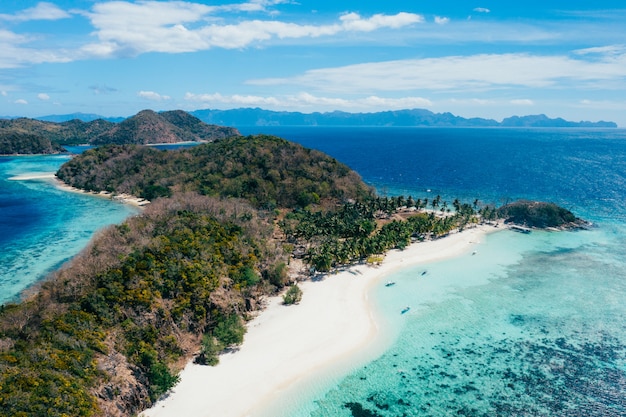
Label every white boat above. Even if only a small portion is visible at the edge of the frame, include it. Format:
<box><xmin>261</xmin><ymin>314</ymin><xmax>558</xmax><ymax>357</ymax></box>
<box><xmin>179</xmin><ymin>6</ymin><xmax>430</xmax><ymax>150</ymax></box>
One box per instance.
<box><xmin>401</xmin><ymin>306</ymin><xmax>411</xmax><ymax>314</ymax></box>
<box><xmin>385</xmin><ymin>281</ymin><xmax>396</xmax><ymax>287</ymax></box>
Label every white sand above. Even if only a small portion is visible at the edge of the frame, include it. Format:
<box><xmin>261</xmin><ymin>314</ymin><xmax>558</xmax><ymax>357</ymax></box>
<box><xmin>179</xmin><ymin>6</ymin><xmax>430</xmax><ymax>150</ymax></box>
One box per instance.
<box><xmin>141</xmin><ymin>223</ymin><xmax>501</xmax><ymax>417</ymax></box>
<box><xmin>9</xmin><ymin>173</ymin><xmax>149</xmax><ymax>207</ymax></box>
<box><xmin>8</xmin><ymin>172</ymin><xmax>57</xmax><ymax>180</ymax></box>
<box><xmin>52</xmin><ymin>178</ymin><xmax>150</xmax><ymax>207</ymax></box>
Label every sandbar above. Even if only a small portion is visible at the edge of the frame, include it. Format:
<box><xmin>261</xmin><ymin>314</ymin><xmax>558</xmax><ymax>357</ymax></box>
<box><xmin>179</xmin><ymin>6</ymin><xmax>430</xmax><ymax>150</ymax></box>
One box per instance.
<box><xmin>141</xmin><ymin>223</ymin><xmax>502</xmax><ymax>417</ymax></box>
<box><xmin>9</xmin><ymin>172</ymin><xmax>148</xmax><ymax>207</ymax></box>
<box><xmin>52</xmin><ymin>178</ymin><xmax>150</xmax><ymax>207</ymax></box>
<box><xmin>8</xmin><ymin>172</ymin><xmax>57</xmax><ymax>180</ymax></box>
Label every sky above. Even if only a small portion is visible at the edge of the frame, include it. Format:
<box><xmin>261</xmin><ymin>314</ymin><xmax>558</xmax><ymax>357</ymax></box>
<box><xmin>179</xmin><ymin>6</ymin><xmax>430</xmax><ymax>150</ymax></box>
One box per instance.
<box><xmin>1</xmin><ymin>1</ymin><xmax>626</xmax><ymax>126</ymax></box>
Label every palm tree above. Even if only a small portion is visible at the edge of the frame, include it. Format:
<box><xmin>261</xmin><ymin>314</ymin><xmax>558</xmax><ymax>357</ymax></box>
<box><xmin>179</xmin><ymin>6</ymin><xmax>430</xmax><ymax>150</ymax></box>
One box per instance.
<box><xmin>453</xmin><ymin>198</ymin><xmax>461</xmax><ymax>213</ymax></box>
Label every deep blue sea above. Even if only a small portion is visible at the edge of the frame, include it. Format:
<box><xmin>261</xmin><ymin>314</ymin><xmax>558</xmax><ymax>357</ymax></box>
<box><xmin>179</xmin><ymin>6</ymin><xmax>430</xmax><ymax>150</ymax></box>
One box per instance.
<box><xmin>237</xmin><ymin>127</ymin><xmax>626</xmax><ymax>417</ymax></box>
<box><xmin>2</xmin><ymin>128</ymin><xmax>626</xmax><ymax>416</ymax></box>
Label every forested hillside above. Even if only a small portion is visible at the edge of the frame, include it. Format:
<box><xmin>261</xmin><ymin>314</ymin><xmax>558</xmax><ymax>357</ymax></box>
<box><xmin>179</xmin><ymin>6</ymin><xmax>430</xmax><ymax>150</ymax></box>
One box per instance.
<box><xmin>56</xmin><ymin>134</ymin><xmax>373</xmax><ymax>207</ymax></box>
<box><xmin>90</xmin><ymin>110</ymin><xmax>238</xmax><ymax>145</ymax></box>
<box><xmin>0</xmin><ymin>131</ymin><xmax>66</xmax><ymax>155</ymax></box>
<box><xmin>0</xmin><ymin>194</ymin><xmax>289</xmax><ymax>416</ymax></box>
<box><xmin>0</xmin><ymin>109</ymin><xmax>239</xmax><ymax>150</ymax></box>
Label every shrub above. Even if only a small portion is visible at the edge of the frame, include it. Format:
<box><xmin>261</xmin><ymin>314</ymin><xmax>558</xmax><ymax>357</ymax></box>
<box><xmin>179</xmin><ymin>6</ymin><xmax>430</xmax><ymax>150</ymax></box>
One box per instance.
<box><xmin>282</xmin><ymin>284</ymin><xmax>302</xmax><ymax>305</ymax></box>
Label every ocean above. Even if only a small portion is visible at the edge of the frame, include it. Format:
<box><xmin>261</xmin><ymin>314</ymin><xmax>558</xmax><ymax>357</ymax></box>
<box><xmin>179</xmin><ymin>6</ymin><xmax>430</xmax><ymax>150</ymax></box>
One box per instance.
<box><xmin>2</xmin><ymin>128</ymin><xmax>626</xmax><ymax>415</ymax></box>
<box><xmin>237</xmin><ymin>127</ymin><xmax>626</xmax><ymax>417</ymax></box>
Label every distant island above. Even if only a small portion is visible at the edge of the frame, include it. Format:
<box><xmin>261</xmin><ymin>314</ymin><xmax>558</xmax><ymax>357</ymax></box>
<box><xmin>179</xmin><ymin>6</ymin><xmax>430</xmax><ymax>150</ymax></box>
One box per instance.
<box><xmin>0</xmin><ymin>109</ymin><xmax>239</xmax><ymax>154</ymax></box>
<box><xmin>0</xmin><ymin>131</ymin><xmax>67</xmax><ymax>155</ymax></box>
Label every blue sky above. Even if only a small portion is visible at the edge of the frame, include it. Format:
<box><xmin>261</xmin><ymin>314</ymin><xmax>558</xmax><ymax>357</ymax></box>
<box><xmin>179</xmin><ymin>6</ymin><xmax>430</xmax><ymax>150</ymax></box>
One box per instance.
<box><xmin>1</xmin><ymin>1</ymin><xmax>625</xmax><ymax>125</ymax></box>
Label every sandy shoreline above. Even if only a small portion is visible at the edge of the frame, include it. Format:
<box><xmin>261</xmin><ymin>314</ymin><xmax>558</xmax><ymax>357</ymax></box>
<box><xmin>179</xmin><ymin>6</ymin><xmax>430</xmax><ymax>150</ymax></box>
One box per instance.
<box><xmin>9</xmin><ymin>172</ymin><xmax>150</xmax><ymax>207</ymax></box>
<box><xmin>141</xmin><ymin>223</ymin><xmax>502</xmax><ymax>417</ymax></box>
<box><xmin>53</xmin><ymin>179</ymin><xmax>150</xmax><ymax>207</ymax></box>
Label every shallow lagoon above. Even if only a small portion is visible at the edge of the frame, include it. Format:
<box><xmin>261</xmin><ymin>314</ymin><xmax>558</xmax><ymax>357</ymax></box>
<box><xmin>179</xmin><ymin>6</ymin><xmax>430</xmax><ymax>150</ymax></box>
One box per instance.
<box><xmin>0</xmin><ymin>154</ymin><xmax>138</xmax><ymax>304</ymax></box>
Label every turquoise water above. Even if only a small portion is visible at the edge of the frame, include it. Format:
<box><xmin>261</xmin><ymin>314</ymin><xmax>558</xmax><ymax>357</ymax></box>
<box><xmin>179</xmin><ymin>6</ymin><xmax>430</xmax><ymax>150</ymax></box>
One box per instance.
<box><xmin>305</xmin><ymin>228</ymin><xmax>625</xmax><ymax>416</ymax></box>
<box><xmin>0</xmin><ymin>154</ymin><xmax>139</xmax><ymax>304</ymax></box>
<box><xmin>234</xmin><ymin>127</ymin><xmax>626</xmax><ymax>417</ymax></box>
<box><xmin>258</xmin><ymin>224</ymin><xmax>625</xmax><ymax>416</ymax></box>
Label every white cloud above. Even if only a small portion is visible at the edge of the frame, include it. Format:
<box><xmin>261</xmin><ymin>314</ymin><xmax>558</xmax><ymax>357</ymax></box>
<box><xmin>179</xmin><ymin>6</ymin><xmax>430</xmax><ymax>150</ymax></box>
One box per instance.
<box><xmin>359</xmin><ymin>96</ymin><xmax>432</xmax><ymax>108</ymax></box>
<box><xmin>510</xmin><ymin>99</ymin><xmax>534</xmax><ymax>106</ymax></box>
<box><xmin>14</xmin><ymin>99</ymin><xmax>28</xmax><ymax>105</ymax></box>
<box><xmin>138</xmin><ymin>91</ymin><xmax>171</xmax><ymax>101</ymax></box>
<box><xmin>37</xmin><ymin>93</ymin><xmax>50</xmax><ymax>101</ymax></box>
<box><xmin>184</xmin><ymin>91</ymin><xmax>432</xmax><ymax>111</ymax></box>
<box><xmin>573</xmin><ymin>44</ymin><xmax>626</xmax><ymax>56</ymax></box>
<box><xmin>434</xmin><ymin>16</ymin><xmax>450</xmax><ymax>25</ymax></box>
<box><xmin>0</xmin><ymin>2</ymin><xmax>71</xmax><ymax>22</ymax></box>
<box><xmin>185</xmin><ymin>92</ymin><xmax>282</xmax><ymax>106</ymax></box>
<box><xmin>448</xmin><ymin>98</ymin><xmax>493</xmax><ymax>105</ymax></box>
<box><xmin>249</xmin><ymin>52</ymin><xmax>626</xmax><ymax>93</ymax></box>
<box><xmin>1</xmin><ymin>91</ymin><xmax>7</xmax><ymax>97</ymax></box>
<box><xmin>473</xmin><ymin>7</ymin><xmax>491</xmax><ymax>13</ymax></box>
<box><xmin>220</xmin><ymin>0</ymin><xmax>292</xmax><ymax>13</ymax></box>
<box><xmin>339</xmin><ymin>12</ymin><xmax>424</xmax><ymax>31</ymax></box>
<box><xmin>0</xmin><ymin>29</ymin><xmax>75</xmax><ymax>69</ymax></box>
<box><xmin>81</xmin><ymin>2</ymin><xmax>423</xmax><ymax>56</ymax></box>
<box><xmin>89</xmin><ymin>84</ymin><xmax>118</xmax><ymax>95</ymax></box>
<box><xmin>576</xmin><ymin>99</ymin><xmax>626</xmax><ymax>110</ymax></box>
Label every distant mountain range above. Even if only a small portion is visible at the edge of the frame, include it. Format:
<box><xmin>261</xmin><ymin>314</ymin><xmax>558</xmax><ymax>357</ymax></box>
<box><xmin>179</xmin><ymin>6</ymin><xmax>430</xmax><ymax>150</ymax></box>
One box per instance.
<box><xmin>189</xmin><ymin>108</ymin><xmax>617</xmax><ymax>128</ymax></box>
<box><xmin>0</xmin><ymin>108</ymin><xmax>617</xmax><ymax>154</ymax></box>
<box><xmin>24</xmin><ymin>108</ymin><xmax>617</xmax><ymax>128</ymax></box>
<box><xmin>35</xmin><ymin>112</ymin><xmax>126</xmax><ymax>123</ymax></box>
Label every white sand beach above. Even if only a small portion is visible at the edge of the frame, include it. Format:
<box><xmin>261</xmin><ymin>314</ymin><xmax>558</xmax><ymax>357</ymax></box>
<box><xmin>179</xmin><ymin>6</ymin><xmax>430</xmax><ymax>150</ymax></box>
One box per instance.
<box><xmin>8</xmin><ymin>172</ymin><xmax>57</xmax><ymax>180</ymax></box>
<box><xmin>53</xmin><ymin>178</ymin><xmax>150</xmax><ymax>207</ymax></box>
<box><xmin>9</xmin><ymin>172</ymin><xmax>149</xmax><ymax>207</ymax></box>
<box><xmin>141</xmin><ymin>223</ymin><xmax>502</xmax><ymax>417</ymax></box>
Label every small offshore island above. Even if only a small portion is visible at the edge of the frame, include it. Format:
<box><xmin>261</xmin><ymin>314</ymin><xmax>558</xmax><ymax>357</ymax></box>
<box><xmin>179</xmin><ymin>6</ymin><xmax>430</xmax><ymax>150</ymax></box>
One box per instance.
<box><xmin>0</xmin><ymin>110</ymin><xmax>588</xmax><ymax>416</ymax></box>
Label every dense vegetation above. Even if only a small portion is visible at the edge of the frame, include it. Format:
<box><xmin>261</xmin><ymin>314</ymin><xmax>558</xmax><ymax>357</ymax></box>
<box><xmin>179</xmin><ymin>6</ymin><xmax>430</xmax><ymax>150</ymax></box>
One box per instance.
<box><xmin>56</xmin><ymin>135</ymin><xmax>373</xmax><ymax>208</ymax></box>
<box><xmin>280</xmin><ymin>195</ymin><xmax>490</xmax><ymax>272</ymax></box>
<box><xmin>0</xmin><ymin>109</ymin><xmax>239</xmax><ymax>149</ymax></box>
<box><xmin>90</xmin><ymin>110</ymin><xmax>238</xmax><ymax>145</ymax></box>
<box><xmin>0</xmin><ymin>131</ymin><xmax>66</xmax><ymax>155</ymax></box>
<box><xmin>497</xmin><ymin>200</ymin><xmax>584</xmax><ymax>228</ymax></box>
<box><xmin>0</xmin><ymin>194</ymin><xmax>288</xmax><ymax>416</ymax></box>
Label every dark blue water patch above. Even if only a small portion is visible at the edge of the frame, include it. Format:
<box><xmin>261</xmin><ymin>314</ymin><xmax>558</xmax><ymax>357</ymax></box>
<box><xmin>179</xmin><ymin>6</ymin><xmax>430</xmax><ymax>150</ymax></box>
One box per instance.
<box><xmin>63</xmin><ymin>145</ymin><xmax>93</xmax><ymax>154</ymax></box>
<box><xmin>0</xmin><ymin>190</ymin><xmax>43</xmax><ymax>245</ymax></box>
<box><xmin>238</xmin><ymin>127</ymin><xmax>626</xmax><ymax>222</ymax></box>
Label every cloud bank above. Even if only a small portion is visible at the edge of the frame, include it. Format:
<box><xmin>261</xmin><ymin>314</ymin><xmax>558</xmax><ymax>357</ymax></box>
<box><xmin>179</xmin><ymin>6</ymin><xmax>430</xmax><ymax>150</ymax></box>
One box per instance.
<box><xmin>249</xmin><ymin>52</ymin><xmax>626</xmax><ymax>93</ymax></box>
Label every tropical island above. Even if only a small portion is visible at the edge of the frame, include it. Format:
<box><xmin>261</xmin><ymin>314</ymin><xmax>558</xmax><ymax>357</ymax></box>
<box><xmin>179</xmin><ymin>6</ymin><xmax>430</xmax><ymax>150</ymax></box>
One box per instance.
<box><xmin>0</xmin><ymin>131</ymin><xmax>67</xmax><ymax>155</ymax></box>
<box><xmin>0</xmin><ymin>124</ymin><xmax>586</xmax><ymax>416</ymax></box>
<box><xmin>0</xmin><ymin>109</ymin><xmax>239</xmax><ymax>154</ymax></box>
